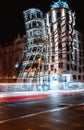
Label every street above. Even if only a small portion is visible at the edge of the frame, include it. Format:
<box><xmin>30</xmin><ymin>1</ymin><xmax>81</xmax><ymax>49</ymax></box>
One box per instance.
<box><xmin>0</xmin><ymin>94</ymin><xmax>84</xmax><ymax>130</ymax></box>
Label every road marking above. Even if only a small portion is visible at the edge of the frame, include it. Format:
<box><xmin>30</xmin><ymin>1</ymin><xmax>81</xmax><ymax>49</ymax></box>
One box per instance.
<box><xmin>0</xmin><ymin>106</ymin><xmax>69</xmax><ymax>124</ymax></box>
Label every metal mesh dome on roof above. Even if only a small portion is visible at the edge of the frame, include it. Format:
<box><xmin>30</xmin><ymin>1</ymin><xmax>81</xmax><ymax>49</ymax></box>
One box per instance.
<box><xmin>51</xmin><ymin>0</ymin><xmax>70</xmax><ymax>10</ymax></box>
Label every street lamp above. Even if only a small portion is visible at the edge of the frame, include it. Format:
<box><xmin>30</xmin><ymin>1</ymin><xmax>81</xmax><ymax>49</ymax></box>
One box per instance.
<box><xmin>48</xmin><ymin>70</ymin><xmax>51</xmax><ymax>90</ymax></box>
<box><xmin>38</xmin><ymin>58</ymin><xmax>41</xmax><ymax>87</ymax></box>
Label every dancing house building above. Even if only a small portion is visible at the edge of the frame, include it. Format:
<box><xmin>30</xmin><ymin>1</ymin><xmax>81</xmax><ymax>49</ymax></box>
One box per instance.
<box><xmin>17</xmin><ymin>0</ymin><xmax>84</xmax><ymax>90</ymax></box>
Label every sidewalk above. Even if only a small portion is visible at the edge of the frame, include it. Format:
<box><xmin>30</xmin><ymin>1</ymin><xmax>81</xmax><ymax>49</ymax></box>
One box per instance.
<box><xmin>0</xmin><ymin>89</ymin><xmax>84</xmax><ymax>103</ymax></box>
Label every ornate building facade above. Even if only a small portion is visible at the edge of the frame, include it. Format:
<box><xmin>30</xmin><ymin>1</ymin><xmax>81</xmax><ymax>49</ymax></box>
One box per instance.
<box><xmin>0</xmin><ymin>35</ymin><xmax>25</xmax><ymax>83</ymax></box>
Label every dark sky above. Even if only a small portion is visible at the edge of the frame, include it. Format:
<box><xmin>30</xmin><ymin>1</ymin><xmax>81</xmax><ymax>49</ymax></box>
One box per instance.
<box><xmin>0</xmin><ymin>0</ymin><xmax>84</xmax><ymax>44</ymax></box>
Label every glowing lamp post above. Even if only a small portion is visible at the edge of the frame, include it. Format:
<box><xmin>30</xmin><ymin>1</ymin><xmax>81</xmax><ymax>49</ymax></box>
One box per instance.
<box><xmin>38</xmin><ymin>58</ymin><xmax>41</xmax><ymax>86</ymax></box>
<box><xmin>48</xmin><ymin>70</ymin><xmax>51</xmax><ymax>90</ymax></box>
<box><xmin>14</xmin><ymin>62</ymin><xmax>19</xmax><ymax>82</ymax></box>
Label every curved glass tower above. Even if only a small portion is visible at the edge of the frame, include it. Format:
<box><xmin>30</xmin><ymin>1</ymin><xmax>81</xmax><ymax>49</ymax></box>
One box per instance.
<box><xmin>17</xmin><ymin>8</ymin><xmax>48</xmax><ymax>88</ymax></box>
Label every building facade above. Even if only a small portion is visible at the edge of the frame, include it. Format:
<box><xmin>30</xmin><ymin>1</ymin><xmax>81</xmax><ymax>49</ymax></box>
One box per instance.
<box><xmin>17</xmin><ymin>8</ymin><xmax>48</xmax><ymax>86</ymax></box>
<box><xmin>72</xmin><ymin>30</ymin><xmax>84</xmax><ymax>82</ymax></box>
<box><xmin>46</xmin><ymin>0</ymin><xmax>84</xmax><ymax>84</ymax></box>
<box><xmin>17</xmin><ymin>0</ymin><xmax>84</xmax><ymax>88</ymax></box>
<box><xmin>46</xmin><ymin>0</ymin><xmax>75</xmax><ymax>81</ymax></box>
<box><xmin>0</xmin><ymin>0</ymin><xmax>83</xmax><ymax>91</ymax></box>
<box><xmin>0</xmin><ymin>35</ymin><xmax>25</xmax><ymax>83</ymax></box>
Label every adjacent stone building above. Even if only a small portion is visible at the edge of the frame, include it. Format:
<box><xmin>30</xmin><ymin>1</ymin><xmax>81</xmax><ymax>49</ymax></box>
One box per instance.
<box><xmin>0</xmin><ymin>35</ymin><xmax>25</xmax><ymax>83</ymax></box>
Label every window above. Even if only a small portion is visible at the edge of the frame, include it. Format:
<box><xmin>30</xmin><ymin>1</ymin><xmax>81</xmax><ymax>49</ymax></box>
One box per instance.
<box><xmin>58</xmin><ymin>43</ymin><xmax>62</xmax><ymax>49</ymax></box>
<box><xmin>83</xmin><ymin>76</ymin><xmax>84</xmax><ymax>80</ymax></box>
<box><xmin>74</xmin><ymin>41</ymin><xmax>77</xmax><ymax>48</ymax></box>
<box><xmin>51</xmin><ymin>65</ymin><xmax>54</xmax><ymax>70</ymax></box>
<box><xmin>83</xmin><ymin>59</ymin><xmax>84</xmax><ymax>64</ymax></box>
<box><xmin>50</xmin><ymin>25</ymin><xmax>53</xmax><ymax>32</ymax></box>
<box><xmin>31</xmin><ymin>12</ymin><xmax>35</xmax><ymax>19</ymax></box>
<box><xmin>83</xmin><ymin>66</ymin><xmax>84</xmax><ymax>72</ymax></box>
<box><xmin>78</xmin><ymin>35</ymin><xmax>80</xmax><ymax>41</ymax></box>
<box><xmin>37</xmin><ymin>12</ymin><xmax>41</xmax><ymax>18</ymax></box>
<box><xmin>28</xmin><ymin>23</ymin><xmax>31</xmax><ymax>29</ymax></box>
<box><xmin>67</xmin><ymin>64</ymin><xmax>70</xmax><ymax>70</ymax></box>
<box><xmin>79</xmin><ymin>44</ymin><xmax>81</xmax><ymax>50</ymax></box>
<box><xmin>32</xmin><ymin>21</ymin><xmax>36</xmax><ymax>26</ymax></box>
<box><xmin>79</xmin><ymin>67</ymin><xmax>81</xmax><ymax>73</ymax></box>
<box><xmin>66</xmin><ymin>44</ymin><xmax>69</xmax><ymax>51</ymax></box>
<box><xmin>57</xmin><ymin>12</ymin><xmax>61</xmax><ymax>19</ymax></box>
<box><xmin>33</xmin><ymin>47</ymin><xmax>37</xmax><ymax>52</ymax></box>
<box><xmin>74</xmin><ymin>65</ymin><xmax>77</xmax><ymax>71</ymax></box>
<box><xmin>49</xmin><ymin>14</ymin><xmax>52</xmax><ymax>23</ymax></box>
<box><xmin>52</xmin><ymin>56</ymin><xmax>55</xmax><ymax>62</ymax></box>
<box><xmin>79</xmin><ymin>59</ymin><xmax>82</xmax><ymax>64</ymax></box>
<box><xmin>27</xmin><ymin>13</ymin><xmax>30</xmax><ymax>20</ymax></box>
<box><xmin>67</xmin><ymin>54</ymin><xmax>70</xmax><ymax>61</ymax></box>
<box><xmin>59</xmin><ymin>62</ymin><xmax>63</xmax><ymax>68</ymax></box>
<box><xmin>78</xmin><ymin>75</ymin><xmax>81</xmax><ymax>80</ymax></box>
<box><xmin>79</xmin><ymin>52</ymin><xmax>82</xmax><ymax>57</ymax></box>
<box><xmin>57</xmin><ymin>23</ymin><xmax>61</xmax><ymax>30</ymax></box>
<box><xmin>59</xmin><ymin>53</ymin><xmax>62</xmax><ymax>59</ymax></box>
<box><xmin>73</xmin><ymin>34</ymin><xmax>76</xmax><ymax>39</ymax></box>
<box><xmin>66</xmin><ymin>13</ymin><xmax>69</xmax><ymax>21</ymax></box>
<box><xmin>73</xmin><ymin>75</ymin><xmax>76</xmax><ymax>80</ymax></box>
<box><xmin>28</xmin><ymin>31</ymin><xmax>32</xmax><ymax>37</ymax></box>
<box><xmin>52</xmin><ymin>46</ymin><xmax>55</xmax><ymax>52</ymax></box>
<box><xmin>66</xmin><ymin>24</ymin><xmax>69</xmax><ymax>31</ymax></box>
<box><xmin>37</xmin><ymin>21</ymin><xmax>41</xmax><ymax>27</ymax></box>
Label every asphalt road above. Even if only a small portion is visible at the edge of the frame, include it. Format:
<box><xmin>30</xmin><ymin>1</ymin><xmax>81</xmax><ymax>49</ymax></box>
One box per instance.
<box><xmin>0</xmin><ymin>94</ymin><xmax>84</xmax><ymax>130</ymax></box>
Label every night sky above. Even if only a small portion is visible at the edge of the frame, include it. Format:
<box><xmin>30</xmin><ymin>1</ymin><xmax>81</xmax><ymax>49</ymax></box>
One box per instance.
<box><xmin>0</xmin><ymin>0</ymin><xmax>84</xmax><ymax>44</ymax></box>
